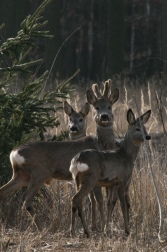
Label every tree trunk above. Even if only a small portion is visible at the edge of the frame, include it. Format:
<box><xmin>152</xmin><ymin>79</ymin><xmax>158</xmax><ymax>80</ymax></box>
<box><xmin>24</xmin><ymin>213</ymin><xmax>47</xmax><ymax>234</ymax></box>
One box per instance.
<box><xmin>44</xmin><ymin>0</ymin><xmax>63</xmax><ymax>79</ymax></box>
<box><xmin>107</xmin><ymin>0</ymin><xmax>125</xmax><ymax>76</ymax></box>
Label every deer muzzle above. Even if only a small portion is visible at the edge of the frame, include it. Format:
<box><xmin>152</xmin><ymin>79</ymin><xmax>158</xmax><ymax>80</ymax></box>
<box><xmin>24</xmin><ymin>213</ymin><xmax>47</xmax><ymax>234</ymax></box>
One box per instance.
<box><xmin>70</xmin><ymin>126</ymin><xmax>78</xmax><ymax>132</ymax></box>
<box><xmin>145</xmin><ymin>135</ymin><xmax>151</xmax><ymax>140</ymax></box>
<box><xmin>100</xmin><ymin>114</ymin><xmax>109</xmax><ymax>122</ymax></box>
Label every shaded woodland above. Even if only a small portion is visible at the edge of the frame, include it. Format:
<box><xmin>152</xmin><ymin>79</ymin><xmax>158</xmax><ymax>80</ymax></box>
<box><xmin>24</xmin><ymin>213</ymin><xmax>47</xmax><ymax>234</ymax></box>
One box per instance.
<box><xmin>1</xmin><ymin>2</ymin><xmax>167</xmax><ymax>251</ymax></box>
<box><xmin>0</xmin><ymin>1</ymin><xmax>165</xmax><ymax>81</ymax></box>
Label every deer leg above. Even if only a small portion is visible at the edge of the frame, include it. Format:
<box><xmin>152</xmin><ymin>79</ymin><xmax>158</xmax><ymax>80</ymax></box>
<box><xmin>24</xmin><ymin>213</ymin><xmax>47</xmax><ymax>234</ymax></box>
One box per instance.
<box><xmin>22</xmin><ymin>176</ymin><xmax>47</xmax><ymax>232</ymax></box>
<box><xmin>93</xmin><ymin>186</ymin><xmax>105</xmax><ymax>231</ymax></box>
<box><xmin>74</xmin><ymin>180</ymin><xmax>88</xmax><ymax>234</ymax></box>
<box><xmin>117</xmin><ymin>188</ymin><xmax>129</xmax><ymax>235</ymax></box>
<box><xmin>0</xmin><ymin>172</ymin><xmax>29</xmax><ymax>201</ymax></box>
<box><xmin>71</xmin><ymin>195</ymin><xmax>89</xmax><ymax>238</ymax></box>
<box><xmin>77</xmin><ymin>200</ymin><xmax>90</xmax><ymax>238</ymax></box>
<box><xmin>124</xmin><ymin>181</ymin><xmax>131</xmax><ymax>223</ymax></box>
<box><xmin>125</xmin><ymin>191</ymin><xmax>130</xmax><ymax>223</ymax></box>
<box><xmin>71</xmin><ymin>177</ymin><xmax>97</xmax><ymax>238</ymax></box>
<box><xmin>105</xmin><ymin>186</ymin><xmax>118</xmax><ymax>234</ymax></box>
<box><xmin>89</xmin><ymin>190</ymin><xmax>98</xmax><ymax>231</ymax></box>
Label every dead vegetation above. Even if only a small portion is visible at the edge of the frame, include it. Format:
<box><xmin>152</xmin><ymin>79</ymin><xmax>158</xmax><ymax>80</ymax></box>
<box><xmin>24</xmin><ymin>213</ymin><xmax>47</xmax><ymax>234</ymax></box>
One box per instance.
<box><xmin>1</xmin><ymin>78</ymin><xmax>167</xmax><ymax>251</ymax></box>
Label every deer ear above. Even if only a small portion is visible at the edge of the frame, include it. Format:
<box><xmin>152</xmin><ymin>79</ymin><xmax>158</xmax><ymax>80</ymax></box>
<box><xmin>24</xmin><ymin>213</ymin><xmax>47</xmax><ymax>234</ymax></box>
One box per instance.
<box><xmin>127</xmin><ymin>109</ymin><xmax>136</xmax><ymax>125</ymax></box>
<box><xmin>108</xmin><ymin>88</ymin><xmax>119</xmax><ymax>104</ymax></box>
<box><xmin>86</xmin><ymin>90</ymin><xmax>97</xmax><ymax>105</ymax></box>
<box><xmin>63</xmin><ymin>101</ymin><xmax>74</xmax><ymax>116</ymax></box>
<box><xmin>80</xmin><ymin>102</ymin><xmax>90</xmax><ymax>117</ymax></box>
<box><xmin>140</xmin><ymin>110</ymin><xmax>151</xmax><ymax>124</ymax></box>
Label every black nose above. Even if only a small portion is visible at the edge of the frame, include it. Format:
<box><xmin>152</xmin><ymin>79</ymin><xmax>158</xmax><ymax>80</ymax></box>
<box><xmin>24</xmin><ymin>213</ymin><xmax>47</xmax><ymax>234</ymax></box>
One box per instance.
<box><xmin>145</xmin><ymin>135</ymin><xmax>151</xmax><ymax>140</ymax></box>
<box><xmin>101</xmin><ymin>114</ymin><xmax>109</xmax><ymax>120</ymax></box>
<box><xmin>70</xmin><ymin>126</ymin><xmax>78</xmax><ymax>132</ymax></box>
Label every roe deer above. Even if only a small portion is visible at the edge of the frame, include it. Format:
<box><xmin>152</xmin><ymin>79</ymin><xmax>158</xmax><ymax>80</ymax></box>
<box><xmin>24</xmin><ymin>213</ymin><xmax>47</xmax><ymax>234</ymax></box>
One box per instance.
<box><xmin>63</xmin><ymin>101</ymin><xmax>90</xmax><ymax>140</ymax></box>
<box><xmin>83</xmin><ymin>80</ymin><xmax>119</xmax><ymax>231</ymax></box>
<box><xmin>87</xmin><ymin>82</ymin><xmax>122</xmax><ymax>232</ymax></box>
<box><xmin>64</xmin><ymin>100</ymin><xmax>104</xmax><ymax>231</ymax></box>
<box><xmin>41</xmin><ymin>102</ymin><xmax>90</xmax><ymax>210</ymax></box>
<box><xmin>0</xmin><ymin>80</ymin><xmax>119</xmax><ymax>232</ymax></box>
<box><xmin>70</xmin><ymin>108</ymin><xmax>151</xmax><ymax>237</ymax></box>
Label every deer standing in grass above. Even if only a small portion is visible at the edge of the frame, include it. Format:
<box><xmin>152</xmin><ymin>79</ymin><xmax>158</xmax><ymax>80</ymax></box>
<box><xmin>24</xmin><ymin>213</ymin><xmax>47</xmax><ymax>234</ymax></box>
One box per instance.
<box><xmin>37</xmin><ymin>101</ymin><xmax>90</xmax><ymax>209</ymax></box>
<box><xmin>64</xmin><ymin>100</ymin><xmax>104</xmax><ymax>231</ymax></box>
<box><xmin>0</xmin><ymin>80</ymin><xmax>119</xmax><ymax>232</ymax></box>
<box><xmin>70</xmin><ymin>108</ymin><xmax>151</xmax><ymax>237</ymax></box>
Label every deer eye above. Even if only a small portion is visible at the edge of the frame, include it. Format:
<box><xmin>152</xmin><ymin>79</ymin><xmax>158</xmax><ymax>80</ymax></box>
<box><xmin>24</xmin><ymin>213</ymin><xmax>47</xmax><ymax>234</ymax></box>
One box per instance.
<box><xmin>79</xmin><ymin>119</ymin><xmax>83</xmax><ymax>122</ymax></box>
<box><xmin>136</xmin><ymin>128</ymin><xmax>140</xmax><ymax>131</ymax></box>
<box><xmin>108</xmin><ymin>106</ymin><xmax>111</xmax><ymax>110</ymax></box>
<box><xmin>96</xmin><ymin>107</ymin><xmax>100</xmax><ymax>110</ymax></box>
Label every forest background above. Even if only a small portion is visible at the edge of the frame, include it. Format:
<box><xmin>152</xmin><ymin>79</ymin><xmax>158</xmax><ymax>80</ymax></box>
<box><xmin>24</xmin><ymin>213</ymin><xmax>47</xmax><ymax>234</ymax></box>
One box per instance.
<box><xmin>1</xmin><ymin>1</ymin><xmax>167</xmax><ymax>251</ymax></box>
<box><xmin>0</xmin><ymin>0</ymin><xmax>165</xmax><ymax>81</ymax></box>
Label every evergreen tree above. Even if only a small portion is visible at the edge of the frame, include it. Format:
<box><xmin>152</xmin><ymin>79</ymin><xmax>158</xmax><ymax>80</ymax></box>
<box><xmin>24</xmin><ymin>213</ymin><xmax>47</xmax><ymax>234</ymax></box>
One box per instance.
<box><xmin>0</xmin><ymin>0</ymin><xmax>77</xmax><ymax>184</ymax></box>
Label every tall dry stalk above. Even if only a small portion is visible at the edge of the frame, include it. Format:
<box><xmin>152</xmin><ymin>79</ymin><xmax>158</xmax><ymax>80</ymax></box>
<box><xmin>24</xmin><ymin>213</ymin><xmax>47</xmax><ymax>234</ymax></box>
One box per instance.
<box><xmin>148</xmin><ymin>82</ymin><xmax>152</xmax><ymax>109</ymax></box>
<box><xmin>155</xmin><ymin>90</ymin><xmax>167</xmax><ymax>142</ymax></box>
<box><xmin>133</xmin><ymin>95</ymin><xmax>166</xmax><ymax>243</ymax></box>
<box><xmin>141</xmin><ymin>89</ymin><xmax>145</xmax><ymax>114</ymax></box>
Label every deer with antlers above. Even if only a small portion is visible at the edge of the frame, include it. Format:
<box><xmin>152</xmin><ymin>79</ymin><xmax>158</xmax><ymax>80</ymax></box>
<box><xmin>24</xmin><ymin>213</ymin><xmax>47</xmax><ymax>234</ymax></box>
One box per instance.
<box><xmin>0</xmin><ymin>80</ymin><xmax>119</xmax><ymax>231</ymax></box>
<box><xmin>70</xmin><ymin>108</ymin><xmax>151</xmax><ymax>237</ymax></box>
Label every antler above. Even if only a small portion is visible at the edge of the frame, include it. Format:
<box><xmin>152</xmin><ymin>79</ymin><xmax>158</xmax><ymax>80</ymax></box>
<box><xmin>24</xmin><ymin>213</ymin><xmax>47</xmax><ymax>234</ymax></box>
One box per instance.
<box><xmin>92</xmin><ymin>79</ymin><xmax>112</xmax><ymax>99</ymax></box>
<box><xmin>102</xmin><ymin>79</ymin><xmax>112</xmax><ymax>98</ymax></box>
<box><xmin>92</xmin><ymin>83</ymin><xmax>102</xmax><ymax>98</ymax></box>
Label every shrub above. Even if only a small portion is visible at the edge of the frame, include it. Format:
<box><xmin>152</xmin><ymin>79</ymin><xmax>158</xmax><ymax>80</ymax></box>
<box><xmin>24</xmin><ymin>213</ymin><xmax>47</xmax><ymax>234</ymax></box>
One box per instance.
<box><xmin>0</xmin><ymin>0</ymin><xmax>76</xmax><ymax>184</ymax></box>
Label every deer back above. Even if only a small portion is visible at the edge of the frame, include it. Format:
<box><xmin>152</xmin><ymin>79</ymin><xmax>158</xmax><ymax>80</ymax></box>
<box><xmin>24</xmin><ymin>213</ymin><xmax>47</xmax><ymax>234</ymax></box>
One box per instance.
<box><xmin>10</xmin><ymin>136</ymin><xmax>99</xmax><ymax>182</ymax></box>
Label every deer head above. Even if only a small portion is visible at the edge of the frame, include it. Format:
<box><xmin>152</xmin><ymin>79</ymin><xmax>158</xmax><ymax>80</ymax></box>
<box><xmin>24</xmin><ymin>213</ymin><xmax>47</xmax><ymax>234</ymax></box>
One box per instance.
<box><xmin>86</xmin><ymin>79</ymin><xmax>119</xmax><ymax>127</ymax></box>
<box><xmin>63</xmin><ymin>101</ymin><xmax>90</xmax><ymax>139</ymax></box>
<box><xmin>127</xmin><ymin>109</ymin><xmax>151</xmax><ymax>145</ymax></box>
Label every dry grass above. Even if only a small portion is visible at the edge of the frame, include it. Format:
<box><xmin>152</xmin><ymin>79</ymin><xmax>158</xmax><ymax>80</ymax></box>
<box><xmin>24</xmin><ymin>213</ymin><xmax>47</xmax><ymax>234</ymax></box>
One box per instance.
<box><xmin>1</xmin><ymin>76</ymin><xmax>167</xmax><ymax>251</ymax></box>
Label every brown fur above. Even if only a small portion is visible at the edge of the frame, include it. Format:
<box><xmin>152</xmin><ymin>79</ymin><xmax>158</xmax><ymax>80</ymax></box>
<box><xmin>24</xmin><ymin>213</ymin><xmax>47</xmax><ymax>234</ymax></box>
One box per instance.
<box><xmin>70</xmin><ymin>109</ymin><xmax>151</xmax><ymax>237</ymax></box>
<box><xmin>0</xmin><ymin>81</ymin><xmax>119</xmax><ymax>232</ymax></box>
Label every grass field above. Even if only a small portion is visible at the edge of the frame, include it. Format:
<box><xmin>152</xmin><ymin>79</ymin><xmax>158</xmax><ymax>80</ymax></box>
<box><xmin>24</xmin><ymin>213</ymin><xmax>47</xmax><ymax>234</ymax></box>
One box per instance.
<box><xmin>1</xmin><ymin>76</ymin><xmax>167</xmax><ymax>251</ymax></box>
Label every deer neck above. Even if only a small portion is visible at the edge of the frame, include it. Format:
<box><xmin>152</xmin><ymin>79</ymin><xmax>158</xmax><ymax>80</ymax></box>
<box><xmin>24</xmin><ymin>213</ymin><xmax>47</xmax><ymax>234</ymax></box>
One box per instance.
<box><xmin>69</xmin><ymin>131</ymin><xmax>86</xmax><ymax>140</ymax></box>
<box><xmin>120</xmin><ymin>132</ymin><xmax>141</xmax><ymax>163</ymax></box>
<box><xmin>96</xmin><ymin>124</ymin><xmax>115</xmax><ymax>150</ymax></box>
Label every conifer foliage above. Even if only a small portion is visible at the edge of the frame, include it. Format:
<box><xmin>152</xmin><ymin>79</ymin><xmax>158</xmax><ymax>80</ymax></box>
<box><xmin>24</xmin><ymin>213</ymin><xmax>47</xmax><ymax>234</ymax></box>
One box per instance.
<box><xmin>0</xmin><ymin>0</ymin><xmax>74</xmax><ymax>183</ymax></box>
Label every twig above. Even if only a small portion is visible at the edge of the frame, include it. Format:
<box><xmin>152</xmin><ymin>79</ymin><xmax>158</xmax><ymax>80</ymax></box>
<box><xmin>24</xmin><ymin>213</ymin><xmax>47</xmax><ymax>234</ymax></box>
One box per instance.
<box><xmin>40</xmin><ymin>27</ymin><xmax>81</xmax><ymax>98</ymax></box>
<box><xmin>133</xmin><ymin>95</ymin><xmax>166</xmax><ymax>243</ymax></box>
<box><xmin>155</xmin><ymin>90</ymin><xmax>167</xmax><ymax>142</ymax></box>
<box><xmin>147</xmin><ymin>56</ymin><xmax>167</xmax><ymax>64</ymax></box>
